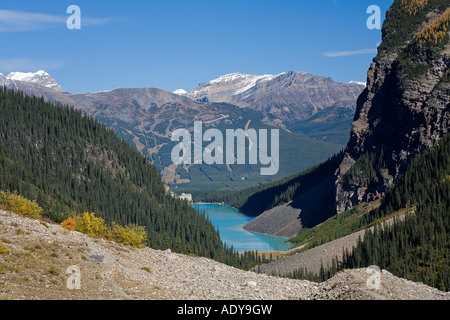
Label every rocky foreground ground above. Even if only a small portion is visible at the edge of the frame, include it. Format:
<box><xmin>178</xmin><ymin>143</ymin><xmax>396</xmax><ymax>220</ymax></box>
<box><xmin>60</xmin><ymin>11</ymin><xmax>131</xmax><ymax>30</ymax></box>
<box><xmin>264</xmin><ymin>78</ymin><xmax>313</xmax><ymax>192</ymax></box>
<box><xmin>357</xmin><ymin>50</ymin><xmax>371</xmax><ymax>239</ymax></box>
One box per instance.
<box><xmin>0</xmin><ymin>209</ymin><xmax>448</xmax><ymax>300</ymax></box>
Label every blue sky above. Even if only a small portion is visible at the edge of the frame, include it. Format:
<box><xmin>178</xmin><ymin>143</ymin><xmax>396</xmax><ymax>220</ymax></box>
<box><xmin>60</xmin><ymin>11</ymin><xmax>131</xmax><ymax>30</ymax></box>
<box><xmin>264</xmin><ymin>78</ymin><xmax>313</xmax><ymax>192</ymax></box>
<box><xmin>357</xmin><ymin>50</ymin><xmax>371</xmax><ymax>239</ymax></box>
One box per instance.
<box><xmin>0</xmin><ymin>0</ymin><xmax>393</xmax><ymax>94</ymax></box>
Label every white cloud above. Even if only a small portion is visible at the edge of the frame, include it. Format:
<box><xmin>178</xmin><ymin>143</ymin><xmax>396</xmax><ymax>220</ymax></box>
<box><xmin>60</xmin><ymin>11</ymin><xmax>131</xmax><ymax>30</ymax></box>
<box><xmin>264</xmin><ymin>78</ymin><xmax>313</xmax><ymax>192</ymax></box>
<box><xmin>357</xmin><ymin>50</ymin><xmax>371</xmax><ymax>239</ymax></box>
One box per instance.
<box><xmin>0</xmin><ymin>58</ymin><xmax>65</xmax><ymax>73</ymax></box>
<box><xmin>322</xmin><ymin>48</ymin><xmax>377</xmax><ymax>57</ymax></box>
<box><xmin>0</xmin><ymin>9</ymin><xmax>112</xmax><ymax>32</ymax></box>
<box><xmin>83</xmin><ymin>17</ymin><xmax>114</xmax><ymax>27</ymax></box>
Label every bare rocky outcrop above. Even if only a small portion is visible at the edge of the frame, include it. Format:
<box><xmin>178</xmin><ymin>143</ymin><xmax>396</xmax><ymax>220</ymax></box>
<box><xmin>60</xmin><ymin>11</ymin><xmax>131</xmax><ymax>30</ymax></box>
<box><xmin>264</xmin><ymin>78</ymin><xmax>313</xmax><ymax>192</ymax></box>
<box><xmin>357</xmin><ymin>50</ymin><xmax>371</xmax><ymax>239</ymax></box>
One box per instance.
<box><xmin>0</xmin><ymin>209</ymin><xmax>448</xmax><ymax>300</ymax></box>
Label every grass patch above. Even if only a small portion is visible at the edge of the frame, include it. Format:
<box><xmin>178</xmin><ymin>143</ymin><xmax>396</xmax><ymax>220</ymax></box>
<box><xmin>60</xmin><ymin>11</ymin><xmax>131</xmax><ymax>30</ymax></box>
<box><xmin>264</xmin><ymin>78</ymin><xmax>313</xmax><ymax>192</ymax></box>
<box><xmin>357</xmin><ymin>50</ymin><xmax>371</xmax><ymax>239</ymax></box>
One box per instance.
<box><xmin>141</xmin><ymin>267</ymin><xmax>152</xmax><ymax>273</ymax></box>
<box><xmin>49</xmin><ymin>265</ymin><xmax>61</xmax><ymax>276</ymax></box>
<box><xmin>0</xmin><ymin>237</ymin><xmax>11</xmax><ymax>244</ymax></box>
<box><xmin>0</xmin><ymin>244</ymin><xmax>11</xmax><ymax>255</ymax></box>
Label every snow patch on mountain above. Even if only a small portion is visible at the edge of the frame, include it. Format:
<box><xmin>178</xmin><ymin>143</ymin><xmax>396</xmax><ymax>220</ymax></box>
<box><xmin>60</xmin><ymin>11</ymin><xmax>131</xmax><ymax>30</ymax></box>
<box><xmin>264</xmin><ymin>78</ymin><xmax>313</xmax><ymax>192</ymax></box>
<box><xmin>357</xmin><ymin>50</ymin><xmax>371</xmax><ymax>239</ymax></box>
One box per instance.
<box><xmin>189</xmin><ymin>72</ymin><xmax>286</xmax><ymax>100</ymax></box>
<box><xmin>232</xmin><ymin>73</ymin><xmax>282</xmax><ymax>96</ymax></box>
<box><xmin>173</xmin><ymin>89</ymin><xmax>188</xmax><ymax>95</ymax></box>
<box><xmin>348</xmin><ymin>81</ymin><xmax>366</xmax><ymax>87</ymax></box>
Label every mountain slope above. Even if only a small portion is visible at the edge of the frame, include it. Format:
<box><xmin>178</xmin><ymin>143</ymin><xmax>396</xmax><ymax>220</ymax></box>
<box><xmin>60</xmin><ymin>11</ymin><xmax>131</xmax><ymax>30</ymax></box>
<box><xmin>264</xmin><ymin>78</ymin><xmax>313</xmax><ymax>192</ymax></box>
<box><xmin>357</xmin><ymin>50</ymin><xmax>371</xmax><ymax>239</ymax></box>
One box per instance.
<box><xmin>70</xmin><ymin>88</ymin><xmax>344</xmax><ymax>191</ymax></box>
<box><xmin>4</xmin><ymin>70</ymin><xmax>63</xmax><ymax>92</ymax></box>
<box><xmin>0</xmin><ymin>71</ymin><xmax>346</xmax><ymax>191</ymax></box>
<box><xmin>1</xmin><ymin>208</ymin><xmax>448</xmax><ymax>300</ymax></box>
<box><xmin>192</xmin><ymin>152</ymin><xmax>344</xmax><ymax>238</ymax></box>
<box><xmin>0</xmin><ymin>87</ymin><xmax>256</xmax><ymax>266</ymax></box>
<box><xmin>259</xmin><ymin>132</ymin><xmax>449</xmax><ymax>290</ymax></box>
<box><xmin>185</xmin><ymin>71</ymin><xmax>365</xmax><ymax>144</ymax></box>
<box><xmin>338</xmin><ymin>133</ymin><xmax>450</xmax><ymax>291</ymax></box>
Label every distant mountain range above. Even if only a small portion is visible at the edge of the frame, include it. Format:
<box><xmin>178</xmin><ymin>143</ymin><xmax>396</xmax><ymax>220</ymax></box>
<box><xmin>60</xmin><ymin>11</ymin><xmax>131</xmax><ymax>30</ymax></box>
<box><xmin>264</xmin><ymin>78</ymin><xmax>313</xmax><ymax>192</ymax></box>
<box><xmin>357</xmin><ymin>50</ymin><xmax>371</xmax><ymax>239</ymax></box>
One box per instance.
<box><xmin>175</xmin><ymin>71</ymin><xmax>365</xmax><ymax>129</ymax></box>
<box><xmin>0</xmin><ymin>70</ymin><xmax>364</xmax><ymax>191</ymax></box>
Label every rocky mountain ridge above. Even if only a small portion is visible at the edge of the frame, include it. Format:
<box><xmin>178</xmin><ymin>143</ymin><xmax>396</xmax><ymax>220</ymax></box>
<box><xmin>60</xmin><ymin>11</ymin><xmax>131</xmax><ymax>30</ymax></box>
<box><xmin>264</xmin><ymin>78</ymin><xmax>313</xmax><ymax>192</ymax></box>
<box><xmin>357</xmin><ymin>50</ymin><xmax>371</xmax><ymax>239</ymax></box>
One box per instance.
<box><xmin>180</xmin><ymin>71</ymin><xmax>365</xmax><ymax>125</ymax></box>
<box><xmin>0</xmin><ymin>69</ymin><xmax>356</xmax><ymax>190</ymax></box>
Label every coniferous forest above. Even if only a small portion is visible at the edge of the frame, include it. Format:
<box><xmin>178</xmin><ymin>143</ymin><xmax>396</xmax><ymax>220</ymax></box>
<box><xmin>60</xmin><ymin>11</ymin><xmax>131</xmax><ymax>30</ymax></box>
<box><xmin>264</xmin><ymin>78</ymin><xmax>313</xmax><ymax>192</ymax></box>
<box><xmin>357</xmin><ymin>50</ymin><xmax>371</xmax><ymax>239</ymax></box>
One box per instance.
<box><xmin>0</xmin><ymin>87</ymin><xmax>259</xmax><ymax>269</ymax></box>
<box><xmin>192</xmin><ymin>151</ymin><xmax>344</xmax><ymax>214</ymax></box>
<box><xmin>285</xmin><ymin>134</ymin><xmax>450</xmax><ymax>291</ymax></box>
<box><xmin>340</xmin><ymin>134</ymin><xmax>450</xmax><ymax>291</ymax></box>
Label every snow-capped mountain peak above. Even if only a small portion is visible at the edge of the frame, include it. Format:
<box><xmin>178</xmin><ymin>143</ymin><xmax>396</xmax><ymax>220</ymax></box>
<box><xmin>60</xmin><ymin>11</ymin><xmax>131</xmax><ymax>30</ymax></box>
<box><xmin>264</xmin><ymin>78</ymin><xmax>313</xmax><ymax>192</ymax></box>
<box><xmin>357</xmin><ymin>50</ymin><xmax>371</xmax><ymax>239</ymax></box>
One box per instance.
<box><xmin>206</xmin><ymin>72</ymin><xmax>279</xmax><ymax>88</ymax></box>
<box><xmin>188</xmin><ymin>72</ymin><xmax>285</xmax><ymax>101</ymax></box>
<box><xmin>7</xmin><ymin>70</ymin><xmax>47</xmax><ymax>81</ymax></box>
<box><xmin>4</xmin><ymin>70</ymin><xmax>63</xmax><ymax>92</ymax></box>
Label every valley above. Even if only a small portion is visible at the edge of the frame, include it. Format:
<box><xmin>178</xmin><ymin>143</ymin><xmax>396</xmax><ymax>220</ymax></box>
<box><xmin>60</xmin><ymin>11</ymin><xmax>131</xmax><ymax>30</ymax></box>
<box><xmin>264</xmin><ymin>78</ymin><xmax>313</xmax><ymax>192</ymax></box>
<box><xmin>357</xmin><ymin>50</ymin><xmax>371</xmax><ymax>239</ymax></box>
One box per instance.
<box><xmin>194</xmin><ymin>0</ymin><xmax>450</xmax><ymax>292</ymax></box>
<box><xmin>1</xmin><ymin>0</ymin><xmax>450</xmax><ymax>301</ymax></box>
<box><xmin>0</xmin><ymin>70</ymin><xmax>362</xmax><ymax>191</ymax></box>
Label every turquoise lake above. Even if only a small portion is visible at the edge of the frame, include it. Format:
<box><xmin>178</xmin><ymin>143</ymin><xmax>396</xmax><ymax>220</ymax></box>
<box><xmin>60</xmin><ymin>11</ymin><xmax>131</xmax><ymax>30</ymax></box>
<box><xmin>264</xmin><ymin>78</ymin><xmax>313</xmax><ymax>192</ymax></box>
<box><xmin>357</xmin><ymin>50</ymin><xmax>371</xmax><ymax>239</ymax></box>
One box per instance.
<box><xmin>193</xmin><ymin>203</ymin><xmax>292</xmax><ymax>252</ymax></box>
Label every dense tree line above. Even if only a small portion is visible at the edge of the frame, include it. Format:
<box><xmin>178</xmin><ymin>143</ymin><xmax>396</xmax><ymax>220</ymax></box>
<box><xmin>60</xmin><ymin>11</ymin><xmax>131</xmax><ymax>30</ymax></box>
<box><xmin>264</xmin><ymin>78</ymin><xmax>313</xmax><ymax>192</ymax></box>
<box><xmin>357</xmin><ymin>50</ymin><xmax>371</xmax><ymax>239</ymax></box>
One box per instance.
<box><xmin>339</xmin><ymin>134</ymin><xmax>450</xmax><ymax>291</ymax></box>
<box><xmin>192</xmin><ymin>151</ymin><xmax>344</xmax><ymax>214</ymax></box>
<box><xmin>0</xmin><ymin>87</ymin><xmax>259</xmax><ymax>269</ymax></box>
<box><xmin>269</xmin><ymin>258</ymin><xmax>339</xmax><ymax>283</ymax></box>
<box><xmin>280</xmin><ymin>134</ymin><xmax>450</xmax><ymax>292</ymax></box>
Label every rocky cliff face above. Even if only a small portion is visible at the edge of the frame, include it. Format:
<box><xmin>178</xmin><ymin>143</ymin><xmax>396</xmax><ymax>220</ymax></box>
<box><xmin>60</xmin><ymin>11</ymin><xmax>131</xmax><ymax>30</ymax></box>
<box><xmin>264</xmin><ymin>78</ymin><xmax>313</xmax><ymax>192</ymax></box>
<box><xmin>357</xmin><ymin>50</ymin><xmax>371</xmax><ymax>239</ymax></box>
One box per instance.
<box><xmin>335</xmin><ymin>0</ymin><xmax>450</xmax><ymax>213</ymax></box>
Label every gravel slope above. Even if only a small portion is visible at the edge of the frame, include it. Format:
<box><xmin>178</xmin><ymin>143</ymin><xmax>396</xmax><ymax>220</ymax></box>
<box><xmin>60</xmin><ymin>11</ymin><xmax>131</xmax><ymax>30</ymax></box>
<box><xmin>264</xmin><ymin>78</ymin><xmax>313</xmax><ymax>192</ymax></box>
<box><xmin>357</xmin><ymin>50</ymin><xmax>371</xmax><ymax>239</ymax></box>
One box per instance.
<box><xmin>0</xmin><ymin>209</ymin><xmax>448</xmax><ymax>300</ymax></box>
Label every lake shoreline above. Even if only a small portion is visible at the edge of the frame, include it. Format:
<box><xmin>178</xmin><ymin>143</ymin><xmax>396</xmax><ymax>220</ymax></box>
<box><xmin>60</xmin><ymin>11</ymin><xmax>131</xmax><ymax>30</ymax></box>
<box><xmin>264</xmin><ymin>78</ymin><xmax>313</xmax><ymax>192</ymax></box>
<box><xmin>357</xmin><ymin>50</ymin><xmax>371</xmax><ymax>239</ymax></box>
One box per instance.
<box><xmin>193</xmin><ymin>203</ymin><xmax>294</xmax><ymax>252</ymax></box>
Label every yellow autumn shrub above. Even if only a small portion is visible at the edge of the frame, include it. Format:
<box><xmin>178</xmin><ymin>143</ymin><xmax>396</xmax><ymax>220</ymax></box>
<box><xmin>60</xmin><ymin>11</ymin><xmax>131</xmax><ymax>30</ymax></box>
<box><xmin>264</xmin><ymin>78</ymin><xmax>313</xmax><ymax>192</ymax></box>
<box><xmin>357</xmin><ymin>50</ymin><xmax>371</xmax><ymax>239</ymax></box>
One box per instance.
<box><xmin>61</xmin><ymin>217</ymin><xmax>77</xmax><ymax>230</ymax></box>
<box><xmin>0</xmin><ymin>191</ymin><xmax>42</xmax><ymax>218</ymax></box>
<box><xmin>106</xmin><ymin>222</ymin><xmax>147</xmax><ymax>247</ymax></box>
<box><xmin>74</xmin><ymin>212</ymin><xmax>106</xmax><ymax>237</ymax></box>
